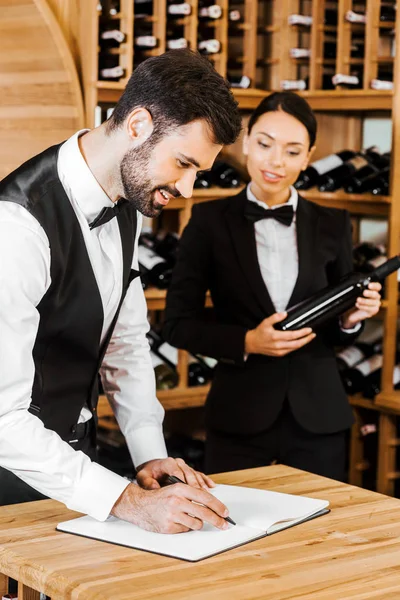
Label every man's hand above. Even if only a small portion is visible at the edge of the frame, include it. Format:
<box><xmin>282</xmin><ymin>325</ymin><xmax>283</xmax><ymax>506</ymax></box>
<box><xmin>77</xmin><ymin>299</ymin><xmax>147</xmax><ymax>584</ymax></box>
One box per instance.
<box><xmin>245</xmin><ymin>312</ymin><xmax>316</xmax><ymax>357</ymax></box>
<box><xmin>111</xmin><ymin>482</ymin><xmax>230</xmax><ymax>533</ymax></box>
<box><xmin>341</xmin><ymin>282</ymin><xmax>382</xmax><ymax>329</ymax></box>
<box><xmin>135</xmin><ymin>457</ymin><xmax>215</xmax><ymax>491</ymax></box>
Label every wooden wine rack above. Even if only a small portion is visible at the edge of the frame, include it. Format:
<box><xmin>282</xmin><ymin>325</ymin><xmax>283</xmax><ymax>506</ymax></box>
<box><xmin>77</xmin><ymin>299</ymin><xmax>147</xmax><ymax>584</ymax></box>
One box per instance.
<box><xmin>0</xmin><ymin>0</ymin><xmax>399</xmax><ymax>495</ymax></box>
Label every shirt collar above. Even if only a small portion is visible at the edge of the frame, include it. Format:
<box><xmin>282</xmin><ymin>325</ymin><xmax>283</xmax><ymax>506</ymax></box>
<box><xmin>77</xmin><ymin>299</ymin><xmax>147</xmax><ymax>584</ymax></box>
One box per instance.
<box><xmin>246</xmin><ymin>183</ymin><xmax>298</xmax><ymax>212</ymax></box>
<box><xmin>57</xmin><ymin>129</ymin><xmax>115</xmax><ymax>225</ymax></box>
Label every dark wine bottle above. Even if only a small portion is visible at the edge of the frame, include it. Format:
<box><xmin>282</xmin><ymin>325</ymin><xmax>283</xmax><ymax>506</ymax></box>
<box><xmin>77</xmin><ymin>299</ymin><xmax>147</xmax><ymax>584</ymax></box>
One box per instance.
<box><xmin>370</xmin><ymin>167</ymin><xmax>390</xmax><ymax>195</ymax></box>
<box><xmin>341</xmin><ymin>354</ymin><xmax>383</xmax><ymax>395</ymax></box>
<box><xmin>318</xmin><ymin>154</ymin><xmax>369</xmax><ymax>192</ymax></box>
<box><xmin>274</xmin><ymin>255</ymin><xmax>400</xmax><ymax>332</ymax></box>
<box><xmin>336</xmin><ymin>322</ymin><xmax>384</xmax><ymax>371</ymax></box>
<box><xmin>288</xmin><ymin>14</ymin><xmax>313</xmax><ymax>26</ymax></box>
<box><xmin>228</xmin><ymin>75</ymin><xmax>251</xmax><ymax>88</ymax></box>
<box><xmin>154</xmin><ymin>231</ymin><xmax>179</xmax><ymax>266</ymax></box>
<box><xmin>100</xmin><ymin>29</ymin><xmax>126</xmax><ymax>46</ymax></box>
<box><xmin>198</xmin><ymin>38</ymin><xmax>221</xmax><ymax>54</ymax></box>
<box><xmin>363</xmin><ymin>363</ymin><xmax>400</xmax><ymax>399</ymax></box>
<box><xmin>332</xmin><ymin>73</ymin><xmax>363</xmax><ymax>89</ymax></box>
<box><xmin>138</xmin><ymin>245</ymin><xmax>173</xmax><ymax>289</ymax></box>
<box><xmin>353</xmin><ymin>242</ymin><xmax>386</xmax><ymax>269</ymax></box>
<box><xmin>295</xmin><ymin>150</ymin><xmax>357</xmax><ymax>190</ymax></box>
<box><xmin>211</xmin><ymin>161</ymin><xmax>242</xmax><ymax>187</ymax></box>
<box><xmin>380</xmin><ymin>5</ymin><xmax>396</xmax><ymax>22</ymax></box>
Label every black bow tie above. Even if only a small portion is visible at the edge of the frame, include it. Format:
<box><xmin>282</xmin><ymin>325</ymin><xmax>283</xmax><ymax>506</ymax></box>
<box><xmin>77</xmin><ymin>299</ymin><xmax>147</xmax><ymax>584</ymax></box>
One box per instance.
<box><xmin>89</xmin><ymin>199</ymin><xmax>129</xmax><ymax>230</ymax></box>
<box><xmin>244</xmin><ymin>201</ymin><xmax>294</xmax><ymax>227</ymax></box>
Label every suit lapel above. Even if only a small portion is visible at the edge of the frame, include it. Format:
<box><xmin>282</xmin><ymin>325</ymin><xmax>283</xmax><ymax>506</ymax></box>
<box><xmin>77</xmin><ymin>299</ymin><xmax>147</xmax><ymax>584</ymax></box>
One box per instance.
<box><xmin>226</xmin><ymin>190</ymin><xmax>276</xmax><ymax>316</ymax></box>
<box><xmin>287</xmin><ymin>195</ymin><xmax>319</xmax><ymax>308</ymax></box>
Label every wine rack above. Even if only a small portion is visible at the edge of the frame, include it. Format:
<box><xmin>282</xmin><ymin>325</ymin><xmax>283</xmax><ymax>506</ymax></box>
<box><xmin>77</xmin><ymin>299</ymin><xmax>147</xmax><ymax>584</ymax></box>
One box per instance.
<box><xmin>73</xmin><ymin>0</ymin><xmax>400</xmax><ymax>494</ymax></box>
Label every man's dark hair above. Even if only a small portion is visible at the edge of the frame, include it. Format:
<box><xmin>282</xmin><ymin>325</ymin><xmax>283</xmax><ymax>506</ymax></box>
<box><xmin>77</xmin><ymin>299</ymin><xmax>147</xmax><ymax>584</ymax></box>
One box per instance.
<box><xmin>107</xmin><ymin>50</ymin><xmax>242</xmax><ymax>146</ymax></box>
<box><xmin>247</xmin><ymin>91</ymin><xmax>317</xmax><ymax>149</ymax></box>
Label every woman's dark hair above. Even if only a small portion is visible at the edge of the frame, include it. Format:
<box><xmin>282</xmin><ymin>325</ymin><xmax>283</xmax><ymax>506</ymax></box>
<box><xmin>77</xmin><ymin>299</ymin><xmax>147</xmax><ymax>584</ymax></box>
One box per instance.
<box><xmin>247</xmin><ymin>91</ymin><xmax>317</xmax><ymax>148</ymax></box>
<box><xmin>107</xmin><ymin>49</ymin><xmax>242</xmax><ymax>146</ymax></box>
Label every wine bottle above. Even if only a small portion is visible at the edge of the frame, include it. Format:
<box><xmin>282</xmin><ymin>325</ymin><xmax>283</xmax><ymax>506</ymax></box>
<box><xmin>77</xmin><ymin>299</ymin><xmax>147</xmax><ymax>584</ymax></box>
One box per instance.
<box><xmin>199</xmin><ymin>5</ymin><xmax>222</xmax><ymax>19</ymax></box>
<box><xmin>100</xmin><ymin>29</ymin><xmax>126</xmax><ymax>44</ymax></box>
<box><xmin>344</xmin><ymin>164</ymin><xmax>380</xmax><ymax>194</ymax></box>
<box><xmin>229</xmin><ymin>9</ymin><xmax>242</xmax><ymax>22</ymax></box>
<box><xmin>370</xmin><ymin>167</ymin><xmax>390</xmax><ymax>195</ymax></box>
<box><xmin>363</xmin><ymin>363</ymin><xmax>400</xmax><ymax>399</ymax></box>
<box><xmin>353</xmin><ymin>242</ymin><xmax>386</xmax><ymax>269</ymax></box>
<box><xmin>380</xmin><ymin>5</ymin><xmax>396</xmax><ymax>22</ymax></box>
<box><xmin>194</xmin><ymin>171</ymin><xmax>213</xmax><ymax>189</ymax></box>
<box><xmin>198</xmin><ymin>39</ymin><xmax>221</xmax><ymax>54</ymax></box>
<box><xmin>167</xmin><ymin>38</ymin><xmax>189</xmax><ymax>49</ymax></box>
<box><xmin>290</xmin><ymin>48</ymin><xmax>311</xmax><ymax>59</ymax></box>
<box><xmin>102</xmin><ymin>0</ymin><xmax>120</xmax><ymax>16</ymax></box>
<box><xmin>138</xmin><ymin>245</ymin><xmax>173</xmax><ymax>289</ymax></box>
<box><xmin>332</xmin><ymin>73</ymin><xmax>363</xmax><ymax>88</ymax></box>
<box><xmin>280</xmin><ymin>79</ymin><xmax>307</xmax><ymax>91</ymax></box>
<box><xmin>274</xmin><ymin>254</ymin><xmax>400</xmax><ymax>332</ymax></box>
<box><xmin>148</xmin><ymin>330</ymin><xmax>212</xmax><ymax>387</ymax></box>
<box><xmin>288</xmin><ymin>14</ymin><xmax>313</xmax><ymax>26</ymax></box>
<box><xmin>134</xmin><ymin>35</ymin><xmax>158</xmax><ymax>48</ymax></box>
<box><xmin>345</xmin><ymin>10</ymin><xmax>366</xmax><ymax>23</ymax></box>
<box><xmin>295</xmin><ymin>150</ymin><xmax>357</xmax><ymax>190</ymax></box>
<box><xmin>99</xmin><ymin>64</ymin><xmax>125</xmax><ymax>80</ymax></box>
<box><xmin>154</xmin><ymin>231</ymin><xmax>179</xmax><ymax>266</ymax></box>
<box><xmin>371</xmin><ymin>79</ymin><xmax>393</xmax><ymax>91</ymax></box>
<box><xmin>228</xmin><ymin>75</ymin><xmax>251</xmax><ymax>88</ymax></box>
<box><xmin>168</xmin><ymin>2</ymin><xmax>192</xmax><ymax>16</ymax></box>
<box><xmin>318</xmin><ymin>154</ymin><xmax>369</xmax><ymax>192</ymax></box>
<box><xmin>341</xmin><ymin>354</ymin><xmax>383</xmax><ymax>395</ymax></box>
<box><xmin>151</xmin><ymin>353</ymin><xmax>179</xmax><ymax>389</ymax></box>
<box><xmin>336</xmin><ymin>322</ymin><xmax>384</xmax><ymax>371</ymax></box>
<box><xmin>211</xmin><ymin>161</ymin><xmax>242</xmax><ymax>188</ymax></box>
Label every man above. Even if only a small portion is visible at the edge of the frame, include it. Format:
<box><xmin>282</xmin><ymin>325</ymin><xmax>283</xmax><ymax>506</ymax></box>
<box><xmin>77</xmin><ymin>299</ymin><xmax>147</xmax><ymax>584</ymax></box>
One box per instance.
<box><xmin>0</xmin><ymin>49</ymin><xmax>242</xmax><ymax>534</ymax></box>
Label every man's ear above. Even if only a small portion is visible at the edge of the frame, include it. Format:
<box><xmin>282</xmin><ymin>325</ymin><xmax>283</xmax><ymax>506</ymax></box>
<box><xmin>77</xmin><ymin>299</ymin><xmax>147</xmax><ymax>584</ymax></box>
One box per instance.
<box><xmin>126</xmin><ymin>108</ymin><xmax>154</xmax><ymax>145</ymax></box>
<box><xmin>243</xmin><ymin>131</ymin><xmax>250</xmax><ymax>156</ymax></box>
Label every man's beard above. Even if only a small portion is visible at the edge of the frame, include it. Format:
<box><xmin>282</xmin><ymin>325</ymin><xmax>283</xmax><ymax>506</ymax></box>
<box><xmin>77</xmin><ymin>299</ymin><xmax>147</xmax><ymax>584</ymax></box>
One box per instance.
<box><xmin>120</xmin><ymin>139</ymin><xmax>179</xmax><ymax>218</ymax></box>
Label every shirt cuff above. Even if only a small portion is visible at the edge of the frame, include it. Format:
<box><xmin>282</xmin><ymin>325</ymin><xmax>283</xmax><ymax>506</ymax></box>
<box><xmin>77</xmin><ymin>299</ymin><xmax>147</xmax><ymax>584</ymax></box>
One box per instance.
<box><xmin>67</xmin><ymin>461</ymin><xmax>130</xmax><ymax>521</ymax></box>
<box><xmin>125</xmin><ymin>426</ymin><xmax>168</xmax><ymax>469</ymax></box>
<box><xmin>339</xmin><ymin>319</ymin><xmax>363</xmax><ymax>334</ymax></box>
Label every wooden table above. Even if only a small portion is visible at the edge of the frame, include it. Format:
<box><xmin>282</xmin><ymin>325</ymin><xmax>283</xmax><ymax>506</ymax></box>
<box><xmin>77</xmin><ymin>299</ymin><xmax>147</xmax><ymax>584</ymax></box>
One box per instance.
<box><xmin>1</xmin><ymin>465</ymin><xmax>400</xmax><ymax>599</ymax></box>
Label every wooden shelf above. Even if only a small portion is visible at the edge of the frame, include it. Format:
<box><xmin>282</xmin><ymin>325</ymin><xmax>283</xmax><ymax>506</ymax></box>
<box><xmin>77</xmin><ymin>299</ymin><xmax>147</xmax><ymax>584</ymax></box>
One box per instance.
<box><xmin>98</xmin><ymin>385</ymin><xmax>209</xmax><ymax>417</ymax></box>
<box><xmin>97</xmin><ymin>87</ymin><xmax>394</xmax><ymax>112</ymax></box>
<box><xmin>303</xmin><ymin>190</ymin><xmax>391</xmax><ymax>215</ymax></box>
<box><xmin>375</xmin><ymin>391</ymin><xmax>400</xmax><ymax>413</ymax></box>
<box><xmin>162</xmin><ymin>187</ymin><xmax>244</xmax><ymax>210</ymax></box>
<box><xmin>145</xmin><ymin>288</ymin><xmax>212</xmax><ymax>310</ymax></box>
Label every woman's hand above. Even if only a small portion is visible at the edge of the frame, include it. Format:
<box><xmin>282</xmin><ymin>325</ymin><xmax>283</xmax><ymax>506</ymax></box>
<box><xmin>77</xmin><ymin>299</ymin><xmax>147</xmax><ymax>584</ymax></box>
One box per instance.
<box><xmin>245</xmin><ymin>312</ymin><xmax>316</xmax><ymax>357</ymax></box>
<box><xmin>340</xmin><ymin>282</ymin><xmax>382</xmax><ymax>329</ymax></box>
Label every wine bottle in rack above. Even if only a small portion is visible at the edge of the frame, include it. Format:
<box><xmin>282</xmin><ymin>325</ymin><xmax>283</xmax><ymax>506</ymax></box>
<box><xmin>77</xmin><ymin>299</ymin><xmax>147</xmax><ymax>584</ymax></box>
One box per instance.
<box><xmin>134</xmin><ymin>35</ymin><xmax>158</xmax><ymax>48</ymax></box>
<box><xmin>211</xmin><ymin>161</ymin><xmax>242</xmax><ymax>187</ymax></box>
<box><xmin>289</xmin><ymin>48</ymin><xmax>311</xmax><ymax>59</ymax></box>
<box><xmin>363</xmin><ymin>362</ymin><xmax>400</xmax><ymax>399</ymax></box>
<box><xmin>147</xmin><ymin>330</ymin><xmax>179</xmax><ymax>390</ymax></box>
<box><xmin>280</xmin><ymin>79</ymin><xmax>307</xmax><ymax>91</ymax></box>
<box><xmin>336</xmin><ymin>322</ymin><xmax>384</xmax><ymax>372</ymax></box>
<box><xmin>198</xmin><ymin>3</ymin><xmax>222</xmax><ymax>20</ymax></box>
<box><xmin>134</xmin><ymin>0</ymin><xmax>153</xmax><ymax>18</ymax></box>
<box><xmin>295</xmin><ymin>150</ymin><xmax>357</xmax><ymax>190</ymax></box>
<box><xmin>288</xmin><ymin>14</ymin><xmax>313</xmax><ymax>26</ymax></box>
<box><xmin>168</xmin><ymin>2</ymin><xmax>192</xmax><ymax>17</ymax></box>
<box><xmin>332</xmin><ymin>73</ymin><xmax>363</xmax><ymax>89</ymax></box>
<box><xmin>100</xmin><ymin>29</ymin><xmax>126</xmax><ymax>46</ymax></box>
<box><xmin>101</xmin><ymin>0</ymin><xmax>120</xmax><ymax>17</ymax></box>
<box><xmin>369</xmin><ymin>167</ymin><xmax>390</xmax><ymax>196</ymax></box>
<box><xmin>353</xmin><ymin>242</ymin><xmax>386</xmax><ymax>269</ymax></box>
<box><xmin>138</xmin><ymin>244</ymin><xmax>173</xmax><ymax>289</ymax></box>
<box><xmin>317</xmin><ymin>153</ymin><xmax>369</xmax><ymax>192</ymax></box>
<box><xmin>324</xmin><ymin>9</ymin><xmax>338</xmax><ymax>25</ymax></box>
<box><xmin>228</xmin><ymin>74</ymin><xmax>251</xmax><ymax>88</ymax></box>
<box><xmin>380</xmin><ymin>4</ymin><xmax>396</xmax><ymax>22</ymax></box>
<box><xmin>341</xmin><ymin>353</ymin><xmax>383</xmax><ymax>395</ymax></box>
<box><xmin>229</xmin><ymin>9</ymin><xmax>242</xmax><ymax>22</ymax></box>
<box><xmin>274</xmin><ymin>254</ymin><xmax>400</xmax><ymax>332</ymax></box>
<box><xmin>345</xmin><ymin>154</ymin><xmax>391</xmax><ymax>194</ymax></box>
<box><xmin>167</xmin><ymin>38</ymin><xmax>189</xmax><ymax>49</ymax></box>
<box><xmin>371</xmin><ymin>79</ymin><xmax>393</xmax><ymax>91</ymax></box>
<box><xmin>198</xmin><ymin>38</ymin><xmax>221</xmax><ymax>55</ymax></box>
<box><xmin>153</xmin><ymin>231</ymin><xmax>180</xmax><ymax>266</ymax></box>
<box><xmin>99</xmin><ymin>57</ymin><xmax>125</xmax><ymax>80</ymax></box>
<box><xmin>345</xmin><ymin>10</ymin><xmax>366</xmax><ymax>24</ymax></box>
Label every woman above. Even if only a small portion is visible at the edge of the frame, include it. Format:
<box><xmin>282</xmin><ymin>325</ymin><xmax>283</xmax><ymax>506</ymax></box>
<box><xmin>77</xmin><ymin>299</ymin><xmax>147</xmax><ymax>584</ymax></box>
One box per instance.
<box><xmin>163</xmin><ymin>92</ymin><xmax>381</xmax><ymax>480</ymax></box>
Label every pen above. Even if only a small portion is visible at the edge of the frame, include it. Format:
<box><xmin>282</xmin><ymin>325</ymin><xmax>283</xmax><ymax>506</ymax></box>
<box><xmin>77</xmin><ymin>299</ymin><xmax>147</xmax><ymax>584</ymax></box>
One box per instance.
<box><xmin>167</xmin><ymin>475</ymin><xmax>236</xmax><ymax>526</ymax></box>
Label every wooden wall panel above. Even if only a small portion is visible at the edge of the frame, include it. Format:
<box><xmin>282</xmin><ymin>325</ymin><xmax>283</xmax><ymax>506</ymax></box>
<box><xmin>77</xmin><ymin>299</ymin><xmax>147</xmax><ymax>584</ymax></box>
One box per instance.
<box><xmin>0</xmin><ymin>0</ymin><xmax>84</xmax><ymax>179</ymax></box>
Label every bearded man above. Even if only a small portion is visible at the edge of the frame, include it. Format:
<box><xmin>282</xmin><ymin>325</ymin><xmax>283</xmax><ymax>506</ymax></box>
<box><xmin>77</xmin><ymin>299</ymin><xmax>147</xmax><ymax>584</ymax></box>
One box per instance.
<box><xmin>0</xmin><ymin>49</ymin><xmax>241</xmax><ymax>533</ymax></box>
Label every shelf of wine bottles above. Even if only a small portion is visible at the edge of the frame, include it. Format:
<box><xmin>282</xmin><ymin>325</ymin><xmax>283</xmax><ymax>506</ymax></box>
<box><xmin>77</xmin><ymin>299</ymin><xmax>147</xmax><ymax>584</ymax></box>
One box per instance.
<box><xmin>93</xmin><ymin>0</ymin><xmax>398</xmax><ymax>96</ymax></box>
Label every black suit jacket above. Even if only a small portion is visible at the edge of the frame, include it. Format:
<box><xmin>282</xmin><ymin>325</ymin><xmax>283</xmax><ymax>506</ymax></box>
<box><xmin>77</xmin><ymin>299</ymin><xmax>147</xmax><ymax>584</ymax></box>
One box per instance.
<box><xmin>163</xmin><ymin>189</ymin><xmax>360</xmax><ymax>435</ymax></box>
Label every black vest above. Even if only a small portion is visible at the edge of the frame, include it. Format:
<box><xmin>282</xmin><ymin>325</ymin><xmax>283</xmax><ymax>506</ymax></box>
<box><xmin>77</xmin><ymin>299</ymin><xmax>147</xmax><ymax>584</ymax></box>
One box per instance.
<box><xmin>0</xmin><ymin>144</ymin><xmax>139</xmax><ymax>440</ymax></box>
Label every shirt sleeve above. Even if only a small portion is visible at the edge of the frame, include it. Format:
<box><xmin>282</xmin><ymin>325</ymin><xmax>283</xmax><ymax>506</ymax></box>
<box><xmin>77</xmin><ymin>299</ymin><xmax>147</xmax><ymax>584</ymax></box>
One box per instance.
<box><xmin>100</xmin><ymin>212</ymin><xmax>168</xmax><ymax>469</ymax></box>
<box><xmin>0</xmin><ymin>204</ymin><xmax>129</xmax><ymax>521</ymax></box>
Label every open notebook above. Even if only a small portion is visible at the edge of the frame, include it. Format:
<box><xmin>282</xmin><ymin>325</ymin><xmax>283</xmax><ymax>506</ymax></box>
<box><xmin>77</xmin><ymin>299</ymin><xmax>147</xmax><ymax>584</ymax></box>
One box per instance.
<box><xmin>57</xmin><ymin>484</ymin><xmax>329</xmax><ymax>562</ymax></box>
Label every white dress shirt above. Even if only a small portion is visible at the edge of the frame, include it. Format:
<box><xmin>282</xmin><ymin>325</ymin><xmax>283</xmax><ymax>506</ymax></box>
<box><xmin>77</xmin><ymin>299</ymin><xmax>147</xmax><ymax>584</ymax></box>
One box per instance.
<box><xmin>246</xmin><ymin>183</ymin><xmax>361</xmax><ymax>331</ymax></box>
<box><xmin>0</xmin><ymin>131</ymin><xmax>167</xmax><ymax>521</ymax></box>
